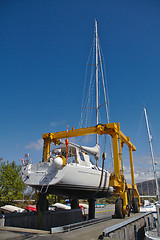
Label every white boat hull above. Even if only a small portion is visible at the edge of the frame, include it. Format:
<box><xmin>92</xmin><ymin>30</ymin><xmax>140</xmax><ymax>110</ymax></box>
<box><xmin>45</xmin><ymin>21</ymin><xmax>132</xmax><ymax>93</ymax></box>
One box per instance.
<box><xmin>22</xmin><ymin>162</ymin><xmax>112</xmax><ymax>198</ymax></box>
<box><xmin>140</xmin><ymin>205</ymin><xmax>157</xmax><ymax>219</ymax></box>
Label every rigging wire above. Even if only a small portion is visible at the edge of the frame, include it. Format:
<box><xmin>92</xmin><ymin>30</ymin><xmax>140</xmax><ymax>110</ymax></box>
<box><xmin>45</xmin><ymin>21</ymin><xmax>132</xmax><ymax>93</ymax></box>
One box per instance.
<box><xmin>98</xmin><ymin>39</ymin><xmax>110</xmax><ymax>116</ymax></box>
<box><xmin>97</xmin><ymin>37</ymin><xmax>113</xmax><ymax>164</ymax></box>
<box><xmin>78</xmin><ymin>22</ymin><xmax>113</xmax><ymax>169</ymax></box>
<box><xmin>79</xmin><ymin>34</ymin><xmax>95</xmax><ymax>129</ymax></box>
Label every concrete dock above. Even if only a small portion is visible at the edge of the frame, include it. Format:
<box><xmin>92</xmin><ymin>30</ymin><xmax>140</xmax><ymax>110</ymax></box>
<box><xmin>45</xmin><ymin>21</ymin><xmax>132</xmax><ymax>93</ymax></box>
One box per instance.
<box><xmin>0</xmin><ymin>211</ymin><xmax>154</xmax><ymax>240</ymax></box>
<box><xmin>0</xmin><ymin>226</ymin><xmax>49</xmax><ymax>240</ymax></box>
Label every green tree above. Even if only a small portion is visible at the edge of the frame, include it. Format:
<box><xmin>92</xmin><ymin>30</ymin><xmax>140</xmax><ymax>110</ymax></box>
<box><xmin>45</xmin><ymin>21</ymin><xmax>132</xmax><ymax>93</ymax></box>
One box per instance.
<box><xmin>0</xmin><ymin>161</ymin><xmax>26</xmax><ymax>205</ymax></box>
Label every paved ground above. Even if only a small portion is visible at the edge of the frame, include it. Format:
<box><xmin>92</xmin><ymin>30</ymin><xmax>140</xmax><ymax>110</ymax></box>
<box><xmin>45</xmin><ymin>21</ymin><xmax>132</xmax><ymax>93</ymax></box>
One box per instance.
<box><xmin>0</xmin><ymin>204</ymin><xmax>124</xmax><ymax>240</ymax></box>
<box><xmin>0</xmin><ymin>229</ymin><xmax>28</xmax><ymax>240</ymax></box>
<box><xmin>0</xmin><ymin>227</ymin><xmax>50</xmax><ymax>240</ymax></box>
<box><xmin>95</xmin><ymin>204</ymin><xmax>114</xmax><ymax>219</ymax></box>
<box><xmin>30</xmin><ymin>213</ymin><xmax>141</xmax><ymax>240</ymax></box>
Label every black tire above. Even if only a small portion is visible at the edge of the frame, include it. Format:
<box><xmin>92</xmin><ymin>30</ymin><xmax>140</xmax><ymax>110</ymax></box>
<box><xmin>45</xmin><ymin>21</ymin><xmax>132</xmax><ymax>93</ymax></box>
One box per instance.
<box><xmin>133</xmin><ymin>197</ymin><xmax>139</xmax><ymax>213</ymax></box>
<box><xmin>115</xmin><ymin>198</ymin><xmax>125</xmax><ymax>218</ymax></box>
<box><xmin>127</xmin><ymin>190</ymin><xmax>131</xmax><ymax>217</ymax></box>
<box><xmin>126</xmin><ymin>205</ymin><xmax>130</xmax><ymax>217</ymax></box>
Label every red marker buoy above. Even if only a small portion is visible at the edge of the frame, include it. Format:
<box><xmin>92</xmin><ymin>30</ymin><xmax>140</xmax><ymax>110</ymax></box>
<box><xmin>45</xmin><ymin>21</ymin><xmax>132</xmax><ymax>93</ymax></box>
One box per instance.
<box><xmin>65</xmin><ymin>138</ymin><xmax>69</xmax><ymax>163</ymax></box>
<box><xmin>65</xmin><ymin>138</ymin><xmax>69</xmax><ymax>147</ymax></box>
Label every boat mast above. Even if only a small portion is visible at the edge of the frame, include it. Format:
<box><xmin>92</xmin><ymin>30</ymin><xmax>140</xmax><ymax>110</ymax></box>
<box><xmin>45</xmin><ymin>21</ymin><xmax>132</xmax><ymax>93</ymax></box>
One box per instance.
<box><xmin>144</xmin><ymin>107</ymin><xmax>160</xmax><ymax>202</ymax></box>
<box><xmin>95</xmin><ymin>19</ymin><xmax>99</xmax><ymax>145</ymax></box>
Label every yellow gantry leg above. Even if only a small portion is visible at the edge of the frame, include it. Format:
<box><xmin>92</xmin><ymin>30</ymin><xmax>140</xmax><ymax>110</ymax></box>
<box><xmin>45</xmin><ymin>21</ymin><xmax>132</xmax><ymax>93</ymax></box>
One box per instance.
<box><xmin>112</xmin><ymin>133</ymin><xmax>120</xmax><ymax>176</ymax></box>
<box><xmin>129</xmin><ymin>147</ymin><xmax>135</xmax><ymax>186</ymax></box>
<box><xmin>42</xmin><ymin>138</ymin><xmax>50</xmax><ymax>162</ymax></box>
<box><xmin>119</xmin><ymin>138</ymin><xmax>124</xmax><ymax>175</ymax></box>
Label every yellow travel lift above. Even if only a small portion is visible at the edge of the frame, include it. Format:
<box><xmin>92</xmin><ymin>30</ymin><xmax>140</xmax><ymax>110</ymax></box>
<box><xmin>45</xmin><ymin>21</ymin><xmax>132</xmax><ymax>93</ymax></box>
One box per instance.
<box><xmin>41</xmin><ymin>122</ymin><xmax>140</xmax><ymax>218</ymax></box>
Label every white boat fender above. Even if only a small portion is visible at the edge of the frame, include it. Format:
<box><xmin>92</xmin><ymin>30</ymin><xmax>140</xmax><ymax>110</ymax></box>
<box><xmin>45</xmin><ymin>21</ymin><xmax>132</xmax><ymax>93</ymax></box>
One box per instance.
<box><xmin>52</xmin><ymin>155</ymin><xmax>66</xmax><ymax>168</ymax></box>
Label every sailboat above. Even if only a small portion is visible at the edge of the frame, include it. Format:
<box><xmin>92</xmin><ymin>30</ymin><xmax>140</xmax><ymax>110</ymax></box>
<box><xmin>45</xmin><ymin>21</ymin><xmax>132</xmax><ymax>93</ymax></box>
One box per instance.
<box><xmin>142</xmin><ymin>108</ymin><xmax>160</xmax><ymax>239</ymax></box>
<box><xmin>21</xmin><ymin>20</ymin><xmax>113</xmax><ymax>200</ymax></box>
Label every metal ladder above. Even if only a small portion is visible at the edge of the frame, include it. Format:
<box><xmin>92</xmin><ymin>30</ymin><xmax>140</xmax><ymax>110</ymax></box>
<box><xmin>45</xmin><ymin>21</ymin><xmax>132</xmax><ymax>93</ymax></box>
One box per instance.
<box><xmin>40</xmin><ymin>184</ymin><xmax>49</xmax><ymax>194</ymax></box>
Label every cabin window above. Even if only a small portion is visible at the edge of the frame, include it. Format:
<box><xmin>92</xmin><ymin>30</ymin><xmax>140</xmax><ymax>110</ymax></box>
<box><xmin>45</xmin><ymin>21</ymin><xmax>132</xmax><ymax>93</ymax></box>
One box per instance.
<box><xmin>79</xmin><ymin>152</ymin><xmax>85</xmax><ymax>161</ymax></box>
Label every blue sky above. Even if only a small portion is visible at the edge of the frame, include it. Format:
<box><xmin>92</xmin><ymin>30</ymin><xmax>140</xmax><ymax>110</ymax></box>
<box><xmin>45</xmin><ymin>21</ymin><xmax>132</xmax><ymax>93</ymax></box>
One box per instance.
<box><xmin>1</xmin><ymin>0</ymin><xmax>160</xmax><ymax>182</ymax></box>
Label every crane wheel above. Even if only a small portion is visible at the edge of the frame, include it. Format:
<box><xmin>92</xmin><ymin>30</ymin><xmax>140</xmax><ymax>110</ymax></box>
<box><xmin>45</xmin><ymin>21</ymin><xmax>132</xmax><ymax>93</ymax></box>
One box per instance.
<box><xmin>115</xmin><ymin>198</ymin><xmax>125</xmax><ymax>219</ymax></box>
<box><xmin>127</xmin><ymin>190</ymin><xmax>131</xmax><ymax>217</ymax></box>
<box><xmin>133</xmin><ymin>197</ymin><xmax>139</xmax><ymax>213</ymax></box>
<box><xmin>126</xmin><ymin>205</ymin><xmax>130</xmax><ymax>217</ymax></box>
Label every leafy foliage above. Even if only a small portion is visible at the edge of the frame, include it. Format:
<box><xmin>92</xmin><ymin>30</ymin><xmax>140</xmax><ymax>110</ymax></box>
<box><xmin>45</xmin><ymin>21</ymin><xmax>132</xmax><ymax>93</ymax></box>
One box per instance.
<box><xmin>47</xmin><ymin>194</ymin><xmax>65</xmax><ymax>205</ymax></box>
<box><xmin>0</xmin><ymin>161</ymin><xmax>26</xmax><ymax>205</ymax></box>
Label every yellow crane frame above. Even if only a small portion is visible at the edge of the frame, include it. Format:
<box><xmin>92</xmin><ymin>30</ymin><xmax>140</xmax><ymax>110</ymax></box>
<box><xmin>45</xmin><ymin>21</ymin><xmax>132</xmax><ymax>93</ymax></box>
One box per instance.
<box><xmin>42</xmin><ymin>122</ymin><xmax>140</xmax><ymax>216</ymax></box>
